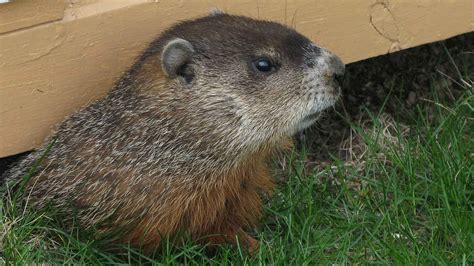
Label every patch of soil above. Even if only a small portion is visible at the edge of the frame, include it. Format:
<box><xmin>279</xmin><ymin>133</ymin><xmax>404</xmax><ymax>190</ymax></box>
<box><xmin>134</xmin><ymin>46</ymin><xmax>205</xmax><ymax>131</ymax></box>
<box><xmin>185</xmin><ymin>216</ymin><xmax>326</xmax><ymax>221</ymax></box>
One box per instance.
<box><xmin>300</xmin><ymin>32</ymin><xmax>473</xmax><ymax>164</ymax></box>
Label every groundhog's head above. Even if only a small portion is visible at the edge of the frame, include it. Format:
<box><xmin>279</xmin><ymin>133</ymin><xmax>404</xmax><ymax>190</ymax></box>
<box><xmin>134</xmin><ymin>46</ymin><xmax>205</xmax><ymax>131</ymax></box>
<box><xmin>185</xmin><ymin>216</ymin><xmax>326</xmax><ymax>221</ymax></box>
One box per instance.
<box><xmin>136</xmin><ymin>12</ymin><xmax>345</xmax><ymax>150</ymax></box>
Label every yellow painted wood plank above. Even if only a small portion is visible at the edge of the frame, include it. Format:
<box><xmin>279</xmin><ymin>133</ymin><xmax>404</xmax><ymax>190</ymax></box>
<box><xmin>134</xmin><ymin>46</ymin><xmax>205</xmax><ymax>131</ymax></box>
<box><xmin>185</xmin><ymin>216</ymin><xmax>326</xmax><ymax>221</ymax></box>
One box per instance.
<box><xmin>0</xmin><ymin>0</ymin><xmax>65</xmax><ymax>33</ymax></box>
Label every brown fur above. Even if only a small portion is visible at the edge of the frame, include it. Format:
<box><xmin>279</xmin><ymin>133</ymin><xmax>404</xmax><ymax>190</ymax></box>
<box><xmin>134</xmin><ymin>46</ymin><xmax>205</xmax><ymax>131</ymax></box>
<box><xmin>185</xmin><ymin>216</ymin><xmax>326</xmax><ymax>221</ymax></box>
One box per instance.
<box><xmin>88</xmin><ymin>142</ymin><xmax>287</xmax><ymax>252</ymax></box>
<box><xmin>123</xmin><ymin>149</ymin><xmax>276</xmax><ymax>251</ymax></box>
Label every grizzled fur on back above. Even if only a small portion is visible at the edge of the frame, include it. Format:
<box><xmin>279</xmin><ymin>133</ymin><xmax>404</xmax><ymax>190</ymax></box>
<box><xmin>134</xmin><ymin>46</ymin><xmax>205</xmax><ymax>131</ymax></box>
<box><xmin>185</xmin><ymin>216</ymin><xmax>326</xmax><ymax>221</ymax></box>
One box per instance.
<box><xmin>3</xmin><ymin>12</ymin><xmax>344</xmax><ymax>253</ymax></box>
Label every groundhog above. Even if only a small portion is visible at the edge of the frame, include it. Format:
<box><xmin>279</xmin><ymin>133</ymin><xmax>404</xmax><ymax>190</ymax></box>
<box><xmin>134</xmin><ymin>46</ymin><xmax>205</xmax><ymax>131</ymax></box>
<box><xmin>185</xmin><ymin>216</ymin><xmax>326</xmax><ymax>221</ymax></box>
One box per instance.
<box><xmin>3</xmin><ymin>11</ymin><xmax>345</xmax><ymax>254</ymax></box>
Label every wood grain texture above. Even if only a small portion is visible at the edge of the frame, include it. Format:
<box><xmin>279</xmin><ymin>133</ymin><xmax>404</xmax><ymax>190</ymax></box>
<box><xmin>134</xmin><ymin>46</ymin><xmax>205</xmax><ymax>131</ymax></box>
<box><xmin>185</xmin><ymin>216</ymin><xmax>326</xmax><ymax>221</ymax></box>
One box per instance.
<box><xmin>0</xmin><ymin>0</ymin><xmax>65</xmax><ymax>33</ymax></box>
<box><xmin>0</xmin><ymin>0</ymin><xmax>472</xmax><ymax>157</ymax></box>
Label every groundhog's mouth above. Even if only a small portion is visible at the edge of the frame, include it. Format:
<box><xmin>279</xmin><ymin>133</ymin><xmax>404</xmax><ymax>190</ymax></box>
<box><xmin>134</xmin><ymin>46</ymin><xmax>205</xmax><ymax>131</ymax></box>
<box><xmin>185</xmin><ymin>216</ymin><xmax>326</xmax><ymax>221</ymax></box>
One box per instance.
<box><xmin>303</xmin><ymin>112</ymin><xmax>321</xmax><ymax>121</ymax></box>
<box><xmin>298</xmin><ymin>89</ymin><xmax>339</xmax><ymax>127</ymax></box>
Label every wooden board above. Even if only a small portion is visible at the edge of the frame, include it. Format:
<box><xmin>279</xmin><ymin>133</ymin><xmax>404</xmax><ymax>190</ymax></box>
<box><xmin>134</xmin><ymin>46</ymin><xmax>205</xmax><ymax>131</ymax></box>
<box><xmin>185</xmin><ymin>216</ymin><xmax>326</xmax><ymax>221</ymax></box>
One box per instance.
<box><xmin>0</xmin><ymin>0</ymin><xmax>65</xmax><ymax>33</ymax></box>
<box><xmin>0</xmin><ymin>0</ymin><xmax>473</xmax><ymax>157</ymax></box>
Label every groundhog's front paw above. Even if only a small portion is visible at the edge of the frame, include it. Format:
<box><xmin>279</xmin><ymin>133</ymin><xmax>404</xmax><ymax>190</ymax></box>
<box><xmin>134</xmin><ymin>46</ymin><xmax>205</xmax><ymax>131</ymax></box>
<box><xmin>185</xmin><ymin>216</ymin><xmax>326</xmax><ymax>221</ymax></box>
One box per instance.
<box><xmin>233</xmin><ymin>228</ymin><xmax>259</xmax><ymax>255</ymax></box>
<box><xmin>204</xmin><ymin>228</ymin><xmax>259</xmax><ymax>255</ymax></box>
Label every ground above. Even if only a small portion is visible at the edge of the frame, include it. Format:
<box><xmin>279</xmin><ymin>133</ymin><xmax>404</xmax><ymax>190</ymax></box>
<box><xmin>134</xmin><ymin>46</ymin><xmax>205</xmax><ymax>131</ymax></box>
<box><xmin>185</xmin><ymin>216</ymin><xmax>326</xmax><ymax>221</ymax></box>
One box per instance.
<box><xmin>1</xmin><ymin>32</ymin><xmax>473</xmax><ymax>264</ymax></box>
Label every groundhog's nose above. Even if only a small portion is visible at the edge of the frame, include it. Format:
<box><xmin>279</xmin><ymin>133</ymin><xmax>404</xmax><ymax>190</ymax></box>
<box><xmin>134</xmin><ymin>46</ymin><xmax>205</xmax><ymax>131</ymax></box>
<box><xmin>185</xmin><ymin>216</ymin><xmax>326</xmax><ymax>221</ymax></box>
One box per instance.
<box><xmin>334</xmin><ymin>73</ymin><xmax>345</xmax><ymax>86</ymax></box>
<box><xmin>326</xmin><ymin>51</ymin><xmax>345</xmax><ymax>86</ymax></box>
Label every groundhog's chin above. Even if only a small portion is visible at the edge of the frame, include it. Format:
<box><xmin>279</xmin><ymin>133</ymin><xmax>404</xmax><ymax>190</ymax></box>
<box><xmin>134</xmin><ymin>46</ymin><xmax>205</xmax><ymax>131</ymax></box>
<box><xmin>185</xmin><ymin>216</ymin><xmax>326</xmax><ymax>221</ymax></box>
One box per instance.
<box><xmin>312</xmin><ymin>88</ymin><xmax>340</xmax><ymax>112</ymax></box>
<box><xmin>298</xmin><ymin>112</ymin><xmax>321</xmax><ymax>130</ymax></box>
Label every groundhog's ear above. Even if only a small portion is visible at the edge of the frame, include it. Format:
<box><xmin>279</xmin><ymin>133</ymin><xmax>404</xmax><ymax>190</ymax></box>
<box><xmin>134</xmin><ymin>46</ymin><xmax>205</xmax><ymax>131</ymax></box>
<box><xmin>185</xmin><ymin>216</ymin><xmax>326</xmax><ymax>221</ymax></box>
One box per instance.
<box><xmin>209</xmin><ymin>8</ymin><xmax>225</xmax><ymax>16</ymax></box>
<box><xmin>161</xmin><ymin>38</ymin><xmax>195</xmax><ymax>79</ymax></box>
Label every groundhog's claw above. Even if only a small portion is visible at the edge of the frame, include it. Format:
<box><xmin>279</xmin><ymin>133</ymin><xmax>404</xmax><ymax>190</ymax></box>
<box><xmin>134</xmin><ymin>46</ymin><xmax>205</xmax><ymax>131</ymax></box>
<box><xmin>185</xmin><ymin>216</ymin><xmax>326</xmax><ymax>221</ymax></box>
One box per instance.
<box><xmin>234</xmin><ymin>228</ymin><xmax>259</xmax><ymax>255</ymax></box>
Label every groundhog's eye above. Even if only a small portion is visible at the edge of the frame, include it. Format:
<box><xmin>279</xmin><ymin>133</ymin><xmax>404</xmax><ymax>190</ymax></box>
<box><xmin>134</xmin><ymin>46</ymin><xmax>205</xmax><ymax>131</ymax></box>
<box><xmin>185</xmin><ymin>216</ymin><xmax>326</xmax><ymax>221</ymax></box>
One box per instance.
<box><xmin>253</xmin><ymin>57</ymin><xmax>275</xmax><ymax>73</ymax></box>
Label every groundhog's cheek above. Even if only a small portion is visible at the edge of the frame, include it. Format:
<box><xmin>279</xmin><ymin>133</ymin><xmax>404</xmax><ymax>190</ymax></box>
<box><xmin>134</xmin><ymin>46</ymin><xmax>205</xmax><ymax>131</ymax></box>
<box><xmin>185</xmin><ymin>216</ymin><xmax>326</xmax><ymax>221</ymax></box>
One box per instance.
<box><xmin>298</xmin><ymin>74</ymin><xmax>338</xmax><ymax>115</ymax></box>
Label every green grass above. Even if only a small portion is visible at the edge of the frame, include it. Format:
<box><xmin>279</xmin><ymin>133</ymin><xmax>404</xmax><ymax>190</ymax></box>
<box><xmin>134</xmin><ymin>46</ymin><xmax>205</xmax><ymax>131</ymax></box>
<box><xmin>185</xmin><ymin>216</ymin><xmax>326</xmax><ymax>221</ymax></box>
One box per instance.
<box><xmin>1</xmin><ymin>55</ymin><xmax>473</xmax><ymax>265</ymax></box>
